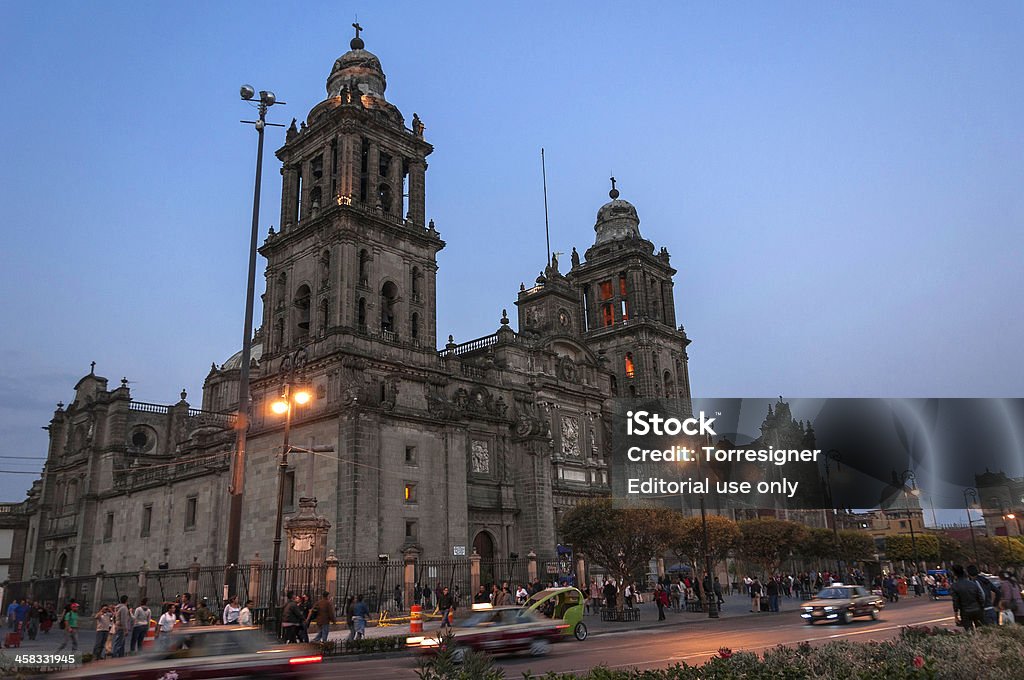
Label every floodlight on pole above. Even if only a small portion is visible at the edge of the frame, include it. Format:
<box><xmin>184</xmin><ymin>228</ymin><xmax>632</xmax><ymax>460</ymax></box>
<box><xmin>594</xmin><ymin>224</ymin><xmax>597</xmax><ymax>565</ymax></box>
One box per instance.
<box><xmin>224</xmin><ymin>83</ymin><xmax>286</xmax><ymax>602</ymax></box>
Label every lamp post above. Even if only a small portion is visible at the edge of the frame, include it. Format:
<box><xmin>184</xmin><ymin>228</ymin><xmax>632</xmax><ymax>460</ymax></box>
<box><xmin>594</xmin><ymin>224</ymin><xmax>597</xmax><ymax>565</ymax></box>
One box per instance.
<box><xmin>267</xmin><ymin>379</ymin><xmax>312</xmax><ymax>633</ymax></box>
<box><xmin>225</xmin><ymin>85</ymin><xmax>285</xmax><ymax>598</ymax></box>
<box><xmin>963</xmin><ymin>487</ymin><xmax>980</xmax><ymax>565</ymax></box>
<box><xmin>1003</xmin><ymin>511</ymin><xmax>1016</xmax><ymax>557</ymax></box>
<box><xmin>823</xmin><ymin>449</ymin><xmax>843</xmax><ymax>577</ymax></box>
<box><xmin>900</xmin><ymin>470</ymin><xmax>920</xmax><ymax>574</ymax></box>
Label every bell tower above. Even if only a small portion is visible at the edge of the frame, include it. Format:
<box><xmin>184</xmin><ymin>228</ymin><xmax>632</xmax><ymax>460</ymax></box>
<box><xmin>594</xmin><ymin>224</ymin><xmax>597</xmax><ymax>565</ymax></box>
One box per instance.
<box><xmin>566</xmin><ymin>179</ymin><xmax>693</xmax><ymax>411</ymax></box>
<box><xmin>259</xmin><ymin>25</ymin><xmax>444</xmax><ymax>364</ymax></box>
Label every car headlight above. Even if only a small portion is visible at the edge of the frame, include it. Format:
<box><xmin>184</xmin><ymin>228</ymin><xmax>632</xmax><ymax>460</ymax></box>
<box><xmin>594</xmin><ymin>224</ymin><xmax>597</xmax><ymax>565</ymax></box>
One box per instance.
<box><xmin>824</xmin><ymin>606</ymin><xmax>834</xmax><ymax>611</ymax></box>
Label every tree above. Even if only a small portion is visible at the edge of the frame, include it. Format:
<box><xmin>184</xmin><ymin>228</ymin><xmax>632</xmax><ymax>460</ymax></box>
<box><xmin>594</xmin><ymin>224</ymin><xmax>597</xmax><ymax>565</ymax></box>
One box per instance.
<box><xmin>884</xmin><ymin>534</ymin><xmax>939</xmax><ymax>564</ymax></box>
<box><xmin>737</xmin><ymin>519</ymin><xmax>808</xmax><ymax>577</ymax></box>
<box><xmin>975</xmin><ymin>536</ymin><xmax>1024</xmax><ymax>569</ymax></box>
<box><xmin>667</xmin><ymin>514</ymin><xmax>740</xmax><ymax>574</ymax></box>
<box><xmin>836</xmin><ymin>531</ymin><xmax>876</xmax><ymax>564</ymax></box>
<box><xmin>560</xmin><ymin>498</ymin><xmax>676</xmax><ymax>608</ymax></box>
<box><xmin>933</xmin><ymin>531</ymin><xmax>967</xmax><ymax>565</ymax></box>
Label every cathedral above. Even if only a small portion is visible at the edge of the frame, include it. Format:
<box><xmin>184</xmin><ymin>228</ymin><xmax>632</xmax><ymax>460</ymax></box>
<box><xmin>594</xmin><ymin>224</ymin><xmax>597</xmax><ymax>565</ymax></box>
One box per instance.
<box><xmin>20</xmin><ymin>30</ymin><xmax>694</xmax><ymax>577</ymax></box>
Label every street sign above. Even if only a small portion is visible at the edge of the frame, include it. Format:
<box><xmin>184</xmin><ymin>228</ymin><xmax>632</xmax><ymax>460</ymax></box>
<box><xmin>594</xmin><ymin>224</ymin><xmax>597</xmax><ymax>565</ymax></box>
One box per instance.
<box><xmin>453</xmin><ymin>545</ymin><xmax>466</xmax><ymax>556</ymax></box>
<box><xmin>545</xmin><ymin>562</ymin><xmax>559</xmax><ymax>574</ymax></box>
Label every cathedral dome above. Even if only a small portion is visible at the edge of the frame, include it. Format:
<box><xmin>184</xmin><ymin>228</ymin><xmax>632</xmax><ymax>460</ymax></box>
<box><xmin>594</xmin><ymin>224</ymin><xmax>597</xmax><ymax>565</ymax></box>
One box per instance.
<box><xmin>327</xmin><ymin>34</ymin><xmax>388</xmax><ymax>99</ymax></box>
<box><xmin>594</xmin><ymin>182</ymin><xmax>641</xmax><ymax>244</ymax></box>
<box><xmin>220</xmin><ymin>342</ymin><xmax>263</xmax><ymax>371</ymax></box>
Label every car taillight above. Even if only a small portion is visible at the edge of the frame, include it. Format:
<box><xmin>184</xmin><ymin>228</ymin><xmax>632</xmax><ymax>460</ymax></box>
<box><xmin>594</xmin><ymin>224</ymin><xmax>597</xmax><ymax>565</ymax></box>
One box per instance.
<box><xmin>289</xmin><ymin>655</ymin><xmax>323</xmax><ymax>665</ymax></box>
<box><xmin>556</xmin><ymin>624</ymin><xmax>569</xmax><ymax>629</ymax></box>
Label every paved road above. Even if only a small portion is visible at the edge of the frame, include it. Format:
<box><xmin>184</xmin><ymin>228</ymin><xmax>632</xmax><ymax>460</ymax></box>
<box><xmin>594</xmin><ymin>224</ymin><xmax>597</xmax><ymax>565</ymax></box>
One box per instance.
<box><xmin>323</xmin><ymin>597</ymin><xmax>954</xmax><ymax>678</ymax></box>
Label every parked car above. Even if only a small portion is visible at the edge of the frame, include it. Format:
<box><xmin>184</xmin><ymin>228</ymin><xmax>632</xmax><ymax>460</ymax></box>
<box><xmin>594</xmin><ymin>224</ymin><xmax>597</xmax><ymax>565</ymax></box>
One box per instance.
<box><xmin>407</xmin><ymin>605</ymin><xmax>564</xmax><ymax>661</ymax></box>
<box><xmin>801</xmin><ymin>585</ymin><xmax>885</xmax><ymax>625</ymax></box>
<box><xmin>521</xmin><ymin>586</ymin><xmax>588</xmax><ymax>640</ymax></box>
<box><xmin>56</xmin><ymin>626</ymin><xmax>322</xmax><ymax>679</ymax></box>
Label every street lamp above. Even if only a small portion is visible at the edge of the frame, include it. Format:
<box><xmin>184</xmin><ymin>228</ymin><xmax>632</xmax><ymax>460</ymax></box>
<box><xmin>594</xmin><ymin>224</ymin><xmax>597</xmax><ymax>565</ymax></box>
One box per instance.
<box><xmin>963</xmin><ymin>487</ymin><xmax>981</xmax><ymax>565</ymax></box>
<box><xmin>225</xmin><ymin>85</ymin><xmax>286</xmax><ymax>598</ymax></box>
<box><xmin>900</xmin><ymin>470</ymin><xmax>920</xmax><ymax>574</ymax></box>
<box><xmin>823</xmin><ymin>449</ymin><xmax>843</xmax><ymax>577</ymax></box>
<box><xmin>1003</xmin><ymin>511</ymin><xmax>1016</xmax><ymax>556</ymax></box>
<box><xmin>267</xmin><ymin>380</ymin><xmax>313</xmax><ymax>634</ymax></box>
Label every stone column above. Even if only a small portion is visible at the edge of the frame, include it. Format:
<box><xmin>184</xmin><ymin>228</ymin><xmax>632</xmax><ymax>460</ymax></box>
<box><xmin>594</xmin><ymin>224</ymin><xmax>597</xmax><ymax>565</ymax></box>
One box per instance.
<box><xmin>657</xmin><ymin>557</ymin><xmax>666</xmax><ymax>579</ymax></box>
<box><xmin>470</xmin><ymin>551</ymin><xmax>481</xmax><ymax>595</ymax></box>
<box><xmin>56</xmin><ymin>570</ymin><xmax>68</xmax><ymax>608</ymax></box>
<box><xmin>284</xmin><ymin>498</ymin><xmax>331</xmax><ymax>596</ymax></box>
<box><xmin>407</xmin><ymin>158</ymin><xmax>426</xmax><ymax>226</ymax></box>
<box><xmin>576</xmin><ymin>557</ymin><xmax>586</xmax><ymax>589</ymax></box>
<box><xmin>402</xmin><ymin>546</ymin><xmax>420</xmax><ymax>610</ymax></box>
<box><xmin>280</xmin><ymin>165</ymin><xmax>296</xmax><ymax>230</ymax></box>
<box><xmin>527</xmin><ymin>551</ymin><xmax>537</xmax><ymax>583</ymax></box>
<box><xmin>389</xmin><ymin>154</ymin><xmax>404</xmax><ymax>218</ymax></box>
<box><xmin>325</xmin><ymin>550</ymin><xmax>339</xmax><ymax>601</ymax></box>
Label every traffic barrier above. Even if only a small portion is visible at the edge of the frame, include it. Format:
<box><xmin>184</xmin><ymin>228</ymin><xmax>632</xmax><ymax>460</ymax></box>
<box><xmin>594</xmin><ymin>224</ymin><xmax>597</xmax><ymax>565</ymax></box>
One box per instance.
<box><xmin>142</xmin><ymin>619</ymin><xmax>157</xmax><ymax>648</ymax></box>
<box><xmin>410</xmin><ymin>604</ymin><xmax>422</xmax><ymax>633</ymax></box>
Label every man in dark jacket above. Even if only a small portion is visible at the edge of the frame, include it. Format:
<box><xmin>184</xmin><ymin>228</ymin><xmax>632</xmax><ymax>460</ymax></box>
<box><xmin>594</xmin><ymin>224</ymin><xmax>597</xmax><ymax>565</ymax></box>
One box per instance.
<box><xmin>309</xmin><ymin>591</ymin><xmax>335</xmax><ymax>644</ymax></box>
<box><xmin>950</xmin><ymin>564</ymin><xmax>986</xmax><ymax>630</ymax></box>
<box><xmin>436</xmin><ymin>587</ymin><xmax>455</xmax><ymax>630</ymax></box>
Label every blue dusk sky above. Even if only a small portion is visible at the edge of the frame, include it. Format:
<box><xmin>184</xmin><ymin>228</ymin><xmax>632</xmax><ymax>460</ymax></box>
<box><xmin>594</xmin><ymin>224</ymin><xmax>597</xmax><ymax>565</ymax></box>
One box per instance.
<box><xmin>0</xmin><ymin>2</ymin><xmax>1022</xmax><ymax>504</ymax></box>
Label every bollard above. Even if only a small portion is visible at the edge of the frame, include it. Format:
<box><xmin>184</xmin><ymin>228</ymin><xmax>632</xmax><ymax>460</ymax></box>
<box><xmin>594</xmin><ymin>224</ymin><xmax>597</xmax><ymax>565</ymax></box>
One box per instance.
<box><xmin>410</xmin><ymin>604</ymin><xmax>422</xmax><ymax>633</ymax></box>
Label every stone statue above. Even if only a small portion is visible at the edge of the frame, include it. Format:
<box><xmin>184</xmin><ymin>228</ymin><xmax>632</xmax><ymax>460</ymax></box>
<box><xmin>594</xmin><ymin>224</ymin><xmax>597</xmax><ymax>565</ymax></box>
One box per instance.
<box><xmin>570</xmin><ymin>247</ymin><xmax>580</xmax><ymax>268</ymax></box>
<box><xmin>412</xmin><ymin>113</ymin><xmax>425</xmax><ymax>137</ymax></box>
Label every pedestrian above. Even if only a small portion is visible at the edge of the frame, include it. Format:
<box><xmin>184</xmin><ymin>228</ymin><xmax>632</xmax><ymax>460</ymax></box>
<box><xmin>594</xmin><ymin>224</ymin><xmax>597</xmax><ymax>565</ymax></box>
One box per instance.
<box><xmin>767</xmin><ymin>577</ymin><xmax>780</xmax><ymax>612</ymax></box>
<box><xmin>713</xmin><ymin>577</ymin><xmax>724</xmax><ymax>606</ymax></box>
<box><xmin>56</xmin><ymin>602</ymin><xmax>79</xmax><ymax>652</ymax></box>
<box><xmin>26</xmin><ymin>602</ymin><xmax>39</xmax><ymax>641</ymax></box>
<box><xmin>344</xmin><ymin>596</ymin><xmax>356</xmax><ymax>640</ymax></box>
<box><xmin>281</xmin><ymin>592</ymin><xmax>303</xmax><ymax>643</ymax></box>
<box><xmin>310</xmin><ymin>591</ymin><xmax>335</xmax><ymax>644</ymax></box>
<box><xmin>997</xmin><ymin>571</ymin><xmax>1024</xmax><ymax>622</ymax></box>
<box><xmin>473</xmin><ymin>585</ymin><xmax>489</xmax><ymax>604</ymax></box>
<box><xmin>394</xmin><ymin>584</ymin><xmax>403</xmax><ymax>612</ymax></box>
<box><xmin>951</xmin><ymin>564</ymin><xmax>985</xmax><ymax>631</ymax></box>
<box><xmin>92</xmin><ymin>605</ymin><xmax>112</xmax><ymax>660</ymax></box>
<box><xmin>999</xmin><ymin>601</ymin><xmax>1016</xmax><ymax>626</ymax></box>
<box><xmin>5</xmin><ymin>599</ymin><xmax>15</xmax><ymax>630</ymax></box>
<box><xmin>297</xmin><ymin>594</ymin><xmax>310</xmax><ymax>642</ymax></box>
<box><xmin>130</xmin><ymin>597</ymin><xmax>151</xmax><ymax>653</ymax></box>
<box><xmin>112</xmin><ymin>595</ymin><xmax>131</xmax><ymax>657</ymax></box>
<box><xmin>436</xmin><ymin>587</ymin><xmax>455</xmax><ymax>630</ymax></box>
<box><xmin>353</xmin><ymin>594</ymin><xmax>370</xmax><ymax>639</ymax></box>
<box><xmin>178</xmin><ymin>593</ymin><xmax>195</xmax><ymax>623</ymax></box>
<box><xmin>422</xmin><ymin>584</ymin><xmax>432</xmax><ymax>609</ymax></box>
<box><xmin>517</xmin><ymin>583</ymin><xmax>529</xmax><ymax>606</ymax></box>
<box><xmin>750</xmin><ymin>577</ymin><xmax>763</xmax><ymax>612</ymax></box>
<box><xmin>238</xmin><ymin>599</ymin><xmax>254</xmax><ymax>626</ymax></box>
<box><xmin>654</xmin><ymin>584</ymin><xmax>668</xmax><ymax>621</ymax></box>
<box><xmin>156</xmin><ymin>604</ymin><xmax>177</xmax><ymax>651</ymax></box>
<box><xmin>222</xmin><ymin>595</ymin><xmax>241</xmax><ymax>625</ymax></box>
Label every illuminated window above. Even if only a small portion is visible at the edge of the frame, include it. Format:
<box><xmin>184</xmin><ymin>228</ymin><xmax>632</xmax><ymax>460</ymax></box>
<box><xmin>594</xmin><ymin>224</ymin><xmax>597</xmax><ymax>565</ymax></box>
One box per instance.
<box><xmin>601</xmin><ymin>304</ymin><xmax>614</xmax><ymax>327</ymax></box>
<box><xmin>404</xmin><ymin>483</ymin><xmax>417</xmax><ymax>503</ymax></box>
<box><xmin>625</xmin><ymin>353</ymin><xmax>635</xmax><ymax>378</ymax></box>
<box><xmin>619</xmin><ymin>273</ymin><xmax>628</xmax><ymax>296</ymax></box>
<box><xmin>598</xmin><ymin>280</ymin><xmax>613</xmax><ymax>300</ymax></box>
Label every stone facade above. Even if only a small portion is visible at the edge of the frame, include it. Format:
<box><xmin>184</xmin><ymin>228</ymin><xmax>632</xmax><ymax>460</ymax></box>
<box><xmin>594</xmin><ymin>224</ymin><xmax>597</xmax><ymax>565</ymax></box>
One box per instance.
<box><xmin>18</xmin><ymin>31</ymin><xmax>694</xmax><ymax>577</ymax></box>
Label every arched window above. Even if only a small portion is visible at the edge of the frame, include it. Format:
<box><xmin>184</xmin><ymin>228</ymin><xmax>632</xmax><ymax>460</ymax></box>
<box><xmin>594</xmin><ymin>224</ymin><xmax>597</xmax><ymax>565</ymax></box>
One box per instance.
<box><xmin>624</xmin><ymin>352</ymin><xmax>635</xmax><ymax>379</ymax></box>
<box><xmin>65</xmin><ymin>479</ymin><xmax>78</xmax><ymax>508</ymax></box>
<box><xmin>294</xmin><ymin>284</ymin><xmax>311</xmax><ymax>339</ymax></box>
<box><xmin>609</xmin><ymin>375</ymin><xmax>618</xmax><ymax>397</ymax></box>
<box><xmin>309</xmin><ymin>186</ymin><xmax>322</xmax><ymax>215</ymax></box>
<box><xmin>380</xmin><ymin>281</ymin><xmax>398</xmax><ymax>335</ymax></box>
<box><xmin>411</xmin><ymin>266</ymin><xmax>420</xmax><ymax>301</ymax></box>
<box><xmin>357</xmin><ymin>297</ymin><xmax>367</xmax><ymax>330</ymax></box>
<box><xmin>619</xmin><ymin>272</ymin><xmax>629</xmax><ymax>321</ymax></box>
<box><xmin>411</xmin><ymin>312</ymin><xmax>420</xmax><ymax>342</ymax></box>
<box><xmin>664</xmin><ymin>371</ymin><xmax>675</xmax><ymax>399</ymax></box>
<box><xmin>378</xmin><ymin>183</ymin><xmax>393</xmax><ymax>213</ymax></box>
